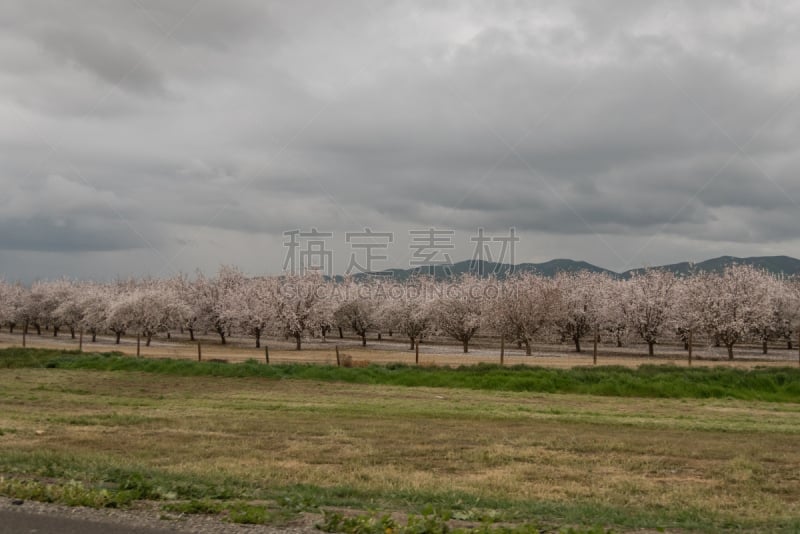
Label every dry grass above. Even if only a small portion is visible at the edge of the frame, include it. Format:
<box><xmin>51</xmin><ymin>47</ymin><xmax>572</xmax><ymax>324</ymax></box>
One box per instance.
<box><xmin>1</xmin><ymin>368</ymin><xmax>800</xmax><ymax>531</ymax></box>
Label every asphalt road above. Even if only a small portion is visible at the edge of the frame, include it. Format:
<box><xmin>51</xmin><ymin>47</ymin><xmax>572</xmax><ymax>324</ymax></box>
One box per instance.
<box><xmin>0</xmin><ymin>508</ymin><xmax>176</xmax><ymax>534</ymax></box>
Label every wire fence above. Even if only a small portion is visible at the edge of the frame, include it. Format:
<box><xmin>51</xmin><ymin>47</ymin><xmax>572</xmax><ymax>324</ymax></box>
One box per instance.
<box><xmin>2</xmin><ymin>331</ymin><xmax>799</xmax><ymax>369</ymax></box>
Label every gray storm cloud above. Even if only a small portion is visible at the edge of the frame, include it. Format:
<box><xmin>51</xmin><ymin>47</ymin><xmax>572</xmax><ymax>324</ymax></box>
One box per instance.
<box><xmin>1</xmin><ymin>0</ymin><xmax>799</xmax><ymax>282</ymax></box>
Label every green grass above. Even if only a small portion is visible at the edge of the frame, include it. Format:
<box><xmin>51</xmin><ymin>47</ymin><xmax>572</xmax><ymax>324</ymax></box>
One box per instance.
<box><xmin>0</xmin><ymin>451</ymin><xmax>778</xmax><ymax>532</ymax></box>
<box><xmin>2</xmin><ymin>347</ymin><xmax>800</xmax><ymax>402</ymax></box>
<box><xmin>2</xmin><ymin>365</ymin><xmax>800</xmax><ymax>532</ymax></box>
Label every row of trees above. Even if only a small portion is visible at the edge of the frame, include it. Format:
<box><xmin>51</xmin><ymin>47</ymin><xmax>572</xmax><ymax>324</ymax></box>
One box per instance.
<box><xmin>1</xmin><ymin>265</ymin><xmax>799</xmax><ymax>359</ymax></box>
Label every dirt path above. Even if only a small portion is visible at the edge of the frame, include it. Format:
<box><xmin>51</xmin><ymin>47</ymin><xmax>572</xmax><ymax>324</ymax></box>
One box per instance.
<box><xmin>1</xmin><ymin>330</ymin><xmax>798</xmax><ymax>369</ymax></box>
<box><xmin>0</xmin><ymin>498</ymin><xmax>316</xmax><ymax>534</ymax></box>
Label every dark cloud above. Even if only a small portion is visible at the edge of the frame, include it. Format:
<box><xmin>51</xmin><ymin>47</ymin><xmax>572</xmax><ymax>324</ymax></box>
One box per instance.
<box><xmin>37</xmin><ymin>25</ymin><xmax>166</xmax><ymax>96</ymax></box>
<box><xmin>0</xmin><ymin>216</ymin><xmax>159</xmax><ymax>252</ymax></box>
<box><xmin>2</xmin><ymin>1</ymin><xmax>800</xmax><ymax>281</ymax></box>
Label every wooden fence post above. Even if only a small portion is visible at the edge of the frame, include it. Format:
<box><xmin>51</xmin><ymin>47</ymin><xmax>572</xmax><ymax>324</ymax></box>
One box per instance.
<box><xmin>197</xmin><ymin>343</ymin><xmax>202</xmax><ymax>362</ymax></box>
<box><xmin>265</xmin><ymin>346</ymin><xmax>270</xmax><ymax>365</ymax></box>
<box><xmin>335</xmin><ymin>345</ymin><xmax>341</xmax><ymax>367</ymax></box>
<box><xmin>500</xmin><ymin>334</ymin><xmax>505</xmax><ymax>366</ymax></box>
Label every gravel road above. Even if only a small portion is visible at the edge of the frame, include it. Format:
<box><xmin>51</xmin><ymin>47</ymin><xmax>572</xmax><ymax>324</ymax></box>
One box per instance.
<box><xmin>0</xmin><ymin>497</ymin><xmax>319</xmax><ymax>534</ymax></box>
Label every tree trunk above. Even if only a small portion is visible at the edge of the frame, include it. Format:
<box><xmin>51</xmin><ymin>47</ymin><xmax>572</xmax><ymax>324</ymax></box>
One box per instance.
<box><xmin>70</xmin><ymin>328</ymin><xmax>76</xmax><ymax>340</ymax></box>
<box><xmin>714</xmin><ymin>335</ymin><xmax>721</xmax><ymax>348</ymax></box>
<box><xmin>409</xmin><ymin>337</ymin><xmax>416</xmax><ymax>350</ymax></box>
<box><xmin>361</xmin><ymin>333</ymin><xmax>367</xmax><ymax>347</ymax></box>
<box><xmin>574</xmin><ymin>336</ymin><xmax>581</xmax><ymax>353</ymax></box>
<box><xmin>338</xmin><ymin>327</ymin><xmax>344</xmax><ymax>339</ymax></box>
<box><xmin>295</xmin><ymin>333</ymin><xmax>302</xmax><ymax>351</ymax></box>
<box><xmin>377</xmin><ymin>332</ymin><xmax>382</xmax><ymax>341</ymax></box>
<box><xmin>255</xmin><ymin>332</ymin><xmax>261</xmax><ymax>349</ymax></box>
<box><xmin>53</xmin><ymin>327</ymin><xmax>59</xmax><ymax>337</ymax></box>
<box><xmin>146</xmin><ymin>334</ymin><xmax>152</xmax><ymax>347</ymax></box>
<box><xmin>524</xmin><ymin>338</ymin><xmax>532</xmax><ymax>356</ymax></box>
<box><xmin>92</xmin><ymin>332</ymin><xmax>97</xmax><ymax>343</ymax></box>
<box><xmin>727</xmin><ymin>344</ymin><xmax>734</xmax><ymax>360</ymax></box>
<box><xmin>9</xmin><ymin>324</ymin><xmax>14</xmax><ymax>334</ymax></box>
<box><xmin>116</xmin><ymin>332</ymin><xmax>122</xmax><ymax>344</ymax></box>
<box><xmin>463</xmin><ymin>338</ymin><xmax>469</xmax><ymax>353</ymax></box>
<box><xmin>763</xmin><ymin>340</ymin><xmax>768</xmax><ymax>355</ymax></box>
<box><xmin>648</xmin><ymin>341</ymin><xmax>654</xmax><ymax>356</ymax></box>
<box><xmin>616</xmin><ymin>336</ymin><xmax>622</xmax><ymax>348</ymax></box>
<box><xmin>189</xmin><ymin>328</ymin><xmax>195</xmax><ymax>342</ymax></box>
<box><xmin>35</xmin><ymin>324</ymin><xmax>41</xmax><ymax>335</ymax></box>
<box><xmin>788</xmin><ymin>340</ymin><xmax>793</xmax><ymax>350</ymax></box>
<box><xmin>218</xmin><ymin>330</ymin><xmax>226</xmax><ymax>345</ymax></box>
<box><xmin>684</xmin><ymin>341</ymin><xmax>689</xmax><ymax>351</ymax></box>
<box><xmin>517</xmin><ymin>340</ymin><xmax>522</xmax><ymax>349</ymax></box>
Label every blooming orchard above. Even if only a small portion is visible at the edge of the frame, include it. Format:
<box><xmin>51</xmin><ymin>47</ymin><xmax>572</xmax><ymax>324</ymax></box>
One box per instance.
<box><xmin>0</xmin><ymin>265</ymin><xmax>798</xmax><ymax>359</ymax></box>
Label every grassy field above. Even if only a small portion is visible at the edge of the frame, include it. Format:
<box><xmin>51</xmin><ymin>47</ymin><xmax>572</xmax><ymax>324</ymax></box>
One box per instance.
<box><xmin>1</xmin><ymin>349</ymin><xmax>800</xmax><ymax>532</ymax></box>
<box><xmin>3</xmin><ymin>348</ymin><xmax>800</xmax><ymax>402</ymax></box>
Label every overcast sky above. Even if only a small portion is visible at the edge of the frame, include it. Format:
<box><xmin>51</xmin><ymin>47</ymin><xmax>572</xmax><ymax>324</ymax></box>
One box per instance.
<box><xmin>2</xmin><ymin>0</ymin><xmax>800</xmax><ymax>282</ymax></box>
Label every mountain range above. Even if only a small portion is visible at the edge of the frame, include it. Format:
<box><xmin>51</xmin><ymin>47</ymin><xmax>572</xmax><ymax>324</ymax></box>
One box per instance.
<box><xmin>353</xmin><ymin>255</ymin><xmax>800</xmax><ymax>280</ymax></box>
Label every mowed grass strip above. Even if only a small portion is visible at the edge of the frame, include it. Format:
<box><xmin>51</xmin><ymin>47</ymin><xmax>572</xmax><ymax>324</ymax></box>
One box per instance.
<box><xmin>2</xmin><ymin>347</ymin><xmax>800</xmax><ymax>402</ymax></box>
<box><xmin>1</xmin><ymin>367</ymin><xmax>800</xmax><ymax>531</ymax></box>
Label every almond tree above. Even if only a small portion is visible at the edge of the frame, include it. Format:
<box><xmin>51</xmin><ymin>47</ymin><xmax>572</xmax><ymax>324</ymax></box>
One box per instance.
<box><xmin>487</xmin><ymin>273</ymin><xmax>561</xmax><ymax>356</ymax></box>
<box><xmin>78</xmin><ymin>283</ymin><xmax>112</xmax><ymax>342</ymax></box>
<box><xmin>702</xmin><ymin>265</ymin><xmax>773</xmax><ymax>360</ymax></box>
<box><xmin>599</xmin><ymin>278</ymin><xmax>629</xmax><ymax>347</ymax></box>
<box><xmin>1</xmin><ymin>282</ymin><xmax>27</xmax><ymax>333</ymax></box>
<box><xmin>105</xmin><ymin>288</ymin><xmax>133</xmax><ymax>344</ymax></box>
<box><xmin>554</xmin><ymin>271</ymin><xmax>609</xmax><ymax>353</ymax></box>
<box><xmin>432</xmin><ymin>275</ymin><xmax>485</xmax><ymax>353</ymax></box>
<box><xmin>623</xmin><ymin>269</ymin><xmax>678</xmax><ymax>356</ymax></box>
<box><xmin>168</xmin><ymin>272</ymin><xmax>204</xmax><ymax>341</ymax></box>
<box><xmin>671</xmin><ymin>273</ymin><xmax>708</xmax><ymax>352</ymax></box>
<box><xmin>107</xmin><ymin>284</ymin><xmax>189</xmax><ymax>347</ymax></box>
<box><xmin>20</xmin><ymin>282</ymin><xmax>57</xmax><ymax>335</ymax></box>
<box><xmin>193</xmin><ymin>266</ymin><xmax>241</xmax><ymax>345</ymax></box>
<box><xmin>0</xmin><ymin>280</ymin><xmax>13</xmax><ymax>332</ymax></box>
<box><xmin>749</xmin><ymin>275</ymin><xmax>785</xmax><ymax>354</ymax></box>
<box><xmin>379</xmin><ymin>277</ymin><xmax>436</xmax><ymax>350</ymax></box>
<box><xmin>333</xmin><ymin>279</ymin><xmax>381</xmax><ymax>347</ymax></box>
<box><xmin>772</xmin><ymin>278</ymin><xmax>800</xmax><ymax>350</ymax></box>
<box><xmin>52</xmin><ymin>280</ymin><xmax>87</xmax><ymax>339</ymax></box>
<box><xmin>269</xmin><ymin>272</ymin><xmax>328</xmax><ymax>350</ymax></box>
<box><xmin>220</xmin><ymin>276</ymin><xmax>272</xmax><ymax>348</ymax></box>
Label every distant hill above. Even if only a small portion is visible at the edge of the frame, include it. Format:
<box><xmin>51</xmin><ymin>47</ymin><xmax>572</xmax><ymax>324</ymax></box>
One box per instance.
<box><xmin>622</xmin><ymin>255</ymin><xmax>800</xmax><ymax>278</ymax></box>
<box><xmin>516</xmin><ymin>259</ymin><xmax>616</xmax><ymax>278</ymax></box>
<box><xmin>353</xmin><ymin>255</ymin><xmax>800</xmax><ymax>280</ymax></box>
